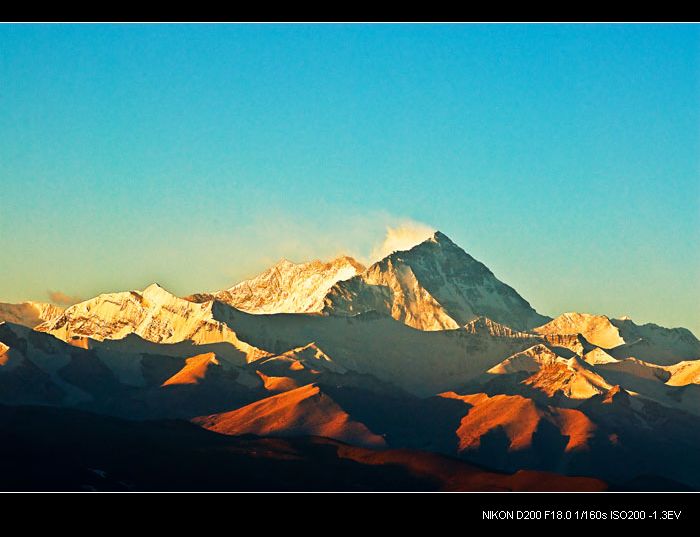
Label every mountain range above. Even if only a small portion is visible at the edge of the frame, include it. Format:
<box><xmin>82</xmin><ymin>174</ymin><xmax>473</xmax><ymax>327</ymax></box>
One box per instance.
<box><xmin>1</xmin><ymin>231</ymin><xmax>698</xmax><ymax>491</ymax></box>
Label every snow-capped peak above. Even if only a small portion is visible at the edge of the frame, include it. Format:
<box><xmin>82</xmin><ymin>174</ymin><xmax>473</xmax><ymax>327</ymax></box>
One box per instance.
<box><xmin>143</xmin><ymin>282</ymin><xmax>165</xmax><ymax>293</ymax></box>
<box><xmin>205</xmin><ymin>255</ymin><xmax>366</xmax><ymax>314</ymax></box>
<box><xmin>270</xmin><ymin>258</ymin><xmax>295</xmax><ymax>270</ymax></box>
<box><xmin>323</xmin><ymin>231</ymin><xmax>550</xmax><ymax>331</ymax></box>
<box><xmin>534</xmin><ymin>312</ymin><xmax>625</xmax><ymax>349</ymax></box>
<box><xmin>426</xmin><ymin>230</ymin><xmax>456</xmax><ymax>245</ymax></box>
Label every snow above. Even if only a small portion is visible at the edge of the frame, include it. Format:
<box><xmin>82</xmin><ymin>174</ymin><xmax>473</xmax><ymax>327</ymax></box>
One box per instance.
<box><xmin>534</xmin><ymin>312</ymin><xmax>625</xmax><ymax>348</ymax></box>
<box><xmin>665</xmin><ymin>360</ymin><xmax>700</xmax><ymax>386</ymax></box>
<box><xmin>36</xmin><ymin>284</ymin><xmax>269</xmax><ymax>364</ymax></box>
<box><xmin>324</xmin><ymin>231</ymin><xmax>550</xmax><ymax>331</ymax></box>
<box><xmin>212</xmin><ymin>303</ymin><xmax>536</xmax><ymax>396</ymax></box>
<box><xmin>463</xmin><ymin>317</ymin><xmax>534</xmax><ymax>338</ymax></box>
<box><xmin>2</xmin><ymin>228</ymin><xmax>697</xmax><ymax>425</ymax></box>
<box><xmin>212</xmin><ymin>255</ymin><xmax>365</xmax><ymax>314</ymax></box>
<box><xmin>583</xmin><ymin>347</ymin><xmax>618</xmax><ymax>365</ymax></box>
<box><xmin>485</xmin><ymin>344</ymin><xmax>612</xmax><ymax>400</ymax></box>
<box><xmin>608</xmin><ymin>318</ymin><xmax>700</xmax><ymax>364</ymax></box>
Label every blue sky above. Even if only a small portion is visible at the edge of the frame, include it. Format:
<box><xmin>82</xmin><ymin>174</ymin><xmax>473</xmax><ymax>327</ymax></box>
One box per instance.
<box><xmin>1</xmin><ymin>24</ymin><xmax>698</xmax><ymax>332</ymax></box>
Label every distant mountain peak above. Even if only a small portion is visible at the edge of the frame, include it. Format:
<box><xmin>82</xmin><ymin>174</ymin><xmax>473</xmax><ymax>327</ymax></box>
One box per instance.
<box><xmin>535</xmin><ymin>312</ymin><xmax>700</xmax><ymax>363</ymax></box>
<box><xmin>202</xmin><ymin>255</ymin><xmax>366</xmax><ymax>315</ymax></box>
<box><xmin>427</xmin><ymin>230</ymin><xmax>453</xmax><ymax>244</ymax></box>
<box><xmin>143</xmin><ymin>282</ymin><xmax>167</xmax><ymax>295</ymax></box>
<box><xmin>535</xmin><ymin>313</ymin><xmax>625</xmax><ymax>349</ymax></box>
<box><xmin>324</xmin><ymin>233</ymin><xmax>549</xmax><ymax>331</ymax></box>
<box><xmin>272</xmin><ymin>258</ymin><xmax>295</xmax><ymax>268</ymax></box>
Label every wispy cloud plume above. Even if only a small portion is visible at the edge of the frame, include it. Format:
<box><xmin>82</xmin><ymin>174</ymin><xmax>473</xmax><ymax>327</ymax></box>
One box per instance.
<box><xmin>48</xmin><ymin>290</ymin><xmax>82</xmax><ymax>306</ymax></box>
<box><xmin>369</xmin><ymin>220</ymin><xmax>436</xmax><ymax>263</ymax></box>
<box><xmin>173</xmin><ymin>207</ymin><xmax>437</xmax><ymax>292</ymax></box>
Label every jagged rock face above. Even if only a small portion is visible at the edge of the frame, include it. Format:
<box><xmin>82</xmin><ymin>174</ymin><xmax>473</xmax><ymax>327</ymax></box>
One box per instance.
<box><xmin>0</xmin><ymin>302</ymin><xmax>64</xmax><ymax>328</ymax></box>
<box><xmin>35</xmin><ymin>284</ymin><xmax>268</xmax><ymax>363</ymax></box>
<box><xmin>471</xmin><ymin>337</ymin><xmax>700</xmax><ymax>417</ymax></box>
<box><xmin>323</xmin><ymin>231</ymin><xmax>550</xmax><ymax>332</ymax></box>
<box><xmin>196</xmin><ymin>256</ymin><xmax>365</xmax><ymax>314</ymax></box>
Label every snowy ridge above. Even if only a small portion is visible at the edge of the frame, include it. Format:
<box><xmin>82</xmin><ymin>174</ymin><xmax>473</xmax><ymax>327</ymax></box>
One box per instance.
<box><xmin>36</xmin><ymin>283</ymin><xmax>268</xmax><ymax>363</ymax></box>
<box><xmin>463</xmin><ymin>316</ymin><xmax>534</xmax><ymax>338</ymax></box>
<box><xmin>191</xmin><ymin>256</ymin><xmax>365</xmax><ymax>314</ymax></box>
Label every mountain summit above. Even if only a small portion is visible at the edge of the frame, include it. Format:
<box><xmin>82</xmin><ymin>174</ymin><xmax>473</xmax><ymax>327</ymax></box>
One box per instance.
<box><xmin>322</xmin><ymin>231</ymin><xmax>550</xmax><ymax>331</ymax></box>
<box><xmin>191</xmin><ymin>256</ymin><xmax>366</xmax><ymax>314</ymax></box>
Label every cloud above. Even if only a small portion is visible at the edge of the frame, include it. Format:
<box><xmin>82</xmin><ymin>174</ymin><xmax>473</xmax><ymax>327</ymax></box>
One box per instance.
<box><xmin>48</xmin><ymin>290</ymin><xmax>83</xmax><ymax>306</ymax></box>
<box><xmin>167</xmin><ymin>206</ymin><xmax>437</xmax><ymax>293</ymax></box>
<box><xmin>369</xmin><ymin>220</ymin><xmax>436</xmax><ymax>263</ymax></box>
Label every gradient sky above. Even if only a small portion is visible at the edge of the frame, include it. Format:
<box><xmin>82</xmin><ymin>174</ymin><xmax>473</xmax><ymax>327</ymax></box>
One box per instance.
<box><xmin>1</xmin><ymin>24</ymin><xmax>698</xmax><ymax>332</ymax></box>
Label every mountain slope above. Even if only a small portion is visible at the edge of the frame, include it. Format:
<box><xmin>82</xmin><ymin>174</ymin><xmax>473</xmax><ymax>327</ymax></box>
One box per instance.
<box><xmin>191</xmin><ymin>256</ymin><xmax>365</xmax><ymax>314</ymax></box>
<box><xmin>665</xmin><ymin>360</ymin><xmax>700</xmax><ymax>386</ymax></box>
<box><xmin>161</xmin><ymin>353</ymin><xmax>228</xmax><ymax>386</ymax></box>
<box><xmin>323</xmin><ymin>231</ymin><xmax>549</xmax><ymax>331</ymax></box>
<box><xmin>483</xmin><ymin>344</ymin><xmax>612</xmax><ymax>402</ymax></box>
<box><xmin>211</xmin><ymin>302</ymin><xmax>536</xmax><ymax>396</ymax></box>
<box><xmin>437</xmin><ymin>386</ymin><xmax>700</xmax><ymax>489</ymax></box>
<box><xmin>193</xmin><ymin>383</ymin><xmax>387</xmax><ymax>448</ymax></box>
<box><xmin>608</xmin><ymin>318</ymin><xmax>700</xmax><ymax>364</ymax></box>
<box><xmin>535</xmin><ymin>313</ymin><xmax>625</xmax><ymax>348</ymax></box>
<box><xmin>576</xmin><ymin>387</ymin><xmax>700</xmax><ymax>489</ymax></box>
<box><xmin>440</xmin><ymin>391</ymin><xmax>598</xmax><ymax>455</ymax></box>
<box><xmin>0</xmin><ymin>403</ymin><xmax>607</xmax><ymax>491</ymax></box>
